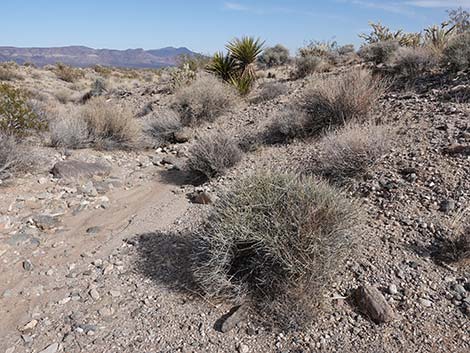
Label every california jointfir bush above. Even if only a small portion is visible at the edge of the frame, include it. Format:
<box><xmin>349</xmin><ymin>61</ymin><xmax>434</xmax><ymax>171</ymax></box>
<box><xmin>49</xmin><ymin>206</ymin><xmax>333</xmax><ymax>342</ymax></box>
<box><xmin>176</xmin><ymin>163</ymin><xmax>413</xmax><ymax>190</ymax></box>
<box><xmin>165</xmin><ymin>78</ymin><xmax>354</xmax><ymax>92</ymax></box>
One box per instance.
<box><xmin>192</xmin><ymin>172</ymin><xmax>362</xmax><ymax>329</ymax></box>
<box><xmin>390</xmin><ymin>47</ymin><xmax>439</xmax><ymax>77</ymax></box>
<box><xmin>358</xmin><ymin>41</ymin><xmax>400</xmax><ymax>65</ymax></box>
<box><xmin>258</xmin><ymin>44</ymin><xmax>290</xmax><ymax>68</ymax></box>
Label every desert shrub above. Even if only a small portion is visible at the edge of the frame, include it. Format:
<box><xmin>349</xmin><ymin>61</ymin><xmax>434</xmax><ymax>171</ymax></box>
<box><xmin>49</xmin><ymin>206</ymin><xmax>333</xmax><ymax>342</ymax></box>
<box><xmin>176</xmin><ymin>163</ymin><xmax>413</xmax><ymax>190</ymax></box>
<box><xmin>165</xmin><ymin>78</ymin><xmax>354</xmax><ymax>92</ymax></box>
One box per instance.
<box><xmin>54</xmin><ymin>89</ymin><xmax>75</xmax><ymax>104</ymax></box>
<box><xmin>264</xmin><ymin>108</ymin><xmax>308</xmax><ymax>144</ymax></box>
<box><xmin>292</xmin><ymin>55</ymin><xmax>327</xmax><ymax>79</ymax></box>
<box><xmin>93</xmin><ymin>65</ymin><xmax>113</xmax><ymax>77</ymax></box>
<box><xmin>80</xmin><ymin>97</ymin><xmax>140</xmax><ymax>149</ymax></box>
<box><xmin>192</xmin><ymin>172</ymin><xmax>362</xmax><ymax>329</ymax></box>
<box><xmin>443</xmin><ymin>31</ymin><xmax>470</xmax><ymax>71</ymax></box>
<box><xmin>81</xmin><ymin>78</ymin><xmax>108</xmax><ymax>103</ymax></box>
<box><xmin>358</xmin><ymin>41</ymin><xmax>400</xmax><ymax>64</ymax></box>
<box><xmin>144</xmin><ymin>108</ymin><xmax>182</xmax><ymax>147</ymax></box>
<box><xmin>54</xmin><ymin>63</ymin><xmax>84</xmax><ymax>82</ymax></box>
<box><xmin>390</xmin><ymin>47</ymin><xmax>439</xmax><ymax>77</ymax></box>
<box><xmin>0</xmin><ymin>132</ymin><xmax>31</xmax><ymax>180</ymax></box>
<box><xmin>258</xmin><ymin>45</ymin><xmax>290</xmax><ymax>68</ymax></box>
<box><xmin>0</xmin><ymin>84</ymin><xmax>45</xmax><ymax>135</ymax></box>
<box><xmin>185</xmin><ymin>131</ymin><xmax>242</xmax><ymax>180</ymax></box>
<box><xmin>177</xmin><ymin>53</ymin><xmax>211</xmax><ymax>71</ymax></box>
<box><xmin>299</xmin><ymin>40</ymin><xmax>338</xmax><ymax>59</ymax></box>
<box><xmin>448</xmin><ymin>7</ymin><xmax>470</xmax><ymax>34</ymax></box>
<box><xmin>313</xmin><ymin>123</ymin><xmax>392</xmax><ymax>182</ymax></box>
<box><xmin>301</xmin><ymin>69</ymin><xmax>387</xmax><ymax>134</ymax></box>
<box><xmin>337</xmin><ymin>44</ymin><xmax>355</xmax><ymax>55</ymax></box>
<box><xmin>252</xmin><ymin>82</ymin><xmax>288</xmax><ymax>103</ymax></box>
<box><xmin>49</xmin><ymin>107</ymin><xmax>89</xmax><ymax>149</ymax></box>
<box><xmin>423</xmin><ymin>22</ymin><xmax>456</xmax><ymax>56</ymax></box>
<box><xmin>173</xmin><ymin>75</ymin><xmax>238</xmax><ymax>126</ymax></box>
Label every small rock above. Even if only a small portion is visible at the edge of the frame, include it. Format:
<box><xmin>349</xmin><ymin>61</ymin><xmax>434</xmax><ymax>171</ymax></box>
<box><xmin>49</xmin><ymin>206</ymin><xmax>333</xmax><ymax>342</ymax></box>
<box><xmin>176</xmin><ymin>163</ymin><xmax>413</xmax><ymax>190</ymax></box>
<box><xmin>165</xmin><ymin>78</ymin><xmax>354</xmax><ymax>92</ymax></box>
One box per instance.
<box><xmin>237</xmin><ymin>343</ymin><xmax>249</xmax><ymax>353</ymax></box>
<box><xmin>217</xmin><ymin>304</ymin><xmax>249</xmax><ymax>333</ymax></box>
<box><xmin>86</xmin><ymin>226</ymin><xmax>101</xmax><ymax>235</ymax></box>
<box><xmin>89</xmin><ymin>288</ymin><xmax>100</xmax><ymax>301</ymax></box>
<box><xmin>38</xmin><ymin>342</ymin><xmax>59</xmax><ymax>353</ymax></box>
<box><xmin>23</xmin><ymin>260</ymin><xmax>33</xmax><ymax>271</ymax></box>
<box><xmin>354</xmin><ymin>286</ymin><xmax>395</xmax><ymax>324</ymax></box>
<box><xmin>109</xmin><ymin>290</ymin><xmax>121</xmax><ymax>297</ymax></box>
<box><xmin>440</xmin><ymin>199</ymin><xmax>456</xmax><ymax>213</ymax></box>
<box><xmin>21</xmin><ymin>334</ymin><xmax>33</xmax><ymax>344</ymax></box>
<box><xmin>51</xmin><ymin>160</ymin><xmax>111</xmax><ymax>180</ymax></box>
<box><xmin>173</xmin><ymin>131</ymin><xmax>190</xmax><ymax>143</ymax></box>
<box><xmin>32</xmin><ymin>214</ymin><xmax>60</xmax><ymax>231</ymax></box>
<box><xmin>192</xmin><ymin>191</ymin><xmax>212</xmax><ymax>205</ymax></box>
<box><xmin>388</xmin><ymin>284</ymin><xmax>398</xmax><ymax>295</ymax></box>
<box><xmin>20</xmin><ymin>319</ymin><xmax>38</xmax><ymax>332</ymax></box>
<box><xmin>419</xmin><ymin>298</ymin><xmax>433</xmax><ymax>307</ymax></box>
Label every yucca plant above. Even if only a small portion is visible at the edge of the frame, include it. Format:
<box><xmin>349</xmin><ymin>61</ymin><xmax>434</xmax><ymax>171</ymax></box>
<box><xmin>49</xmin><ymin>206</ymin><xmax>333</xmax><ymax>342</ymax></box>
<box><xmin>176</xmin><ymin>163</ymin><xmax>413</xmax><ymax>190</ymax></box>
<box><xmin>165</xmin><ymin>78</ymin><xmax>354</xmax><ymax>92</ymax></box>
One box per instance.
<box><xmin>206</xmin><ymin>52</ymin><xmax>238</xmax><ymax>82</ymax></box>
<box><xmin>226</xmin><ymin>36</ymin><xmax>265</xmax><ymax>80</ymax></box>
<box><xmin>207</xmin><ymin>36</ymin><xmax>264</xmax><ymax>95</ymax></box>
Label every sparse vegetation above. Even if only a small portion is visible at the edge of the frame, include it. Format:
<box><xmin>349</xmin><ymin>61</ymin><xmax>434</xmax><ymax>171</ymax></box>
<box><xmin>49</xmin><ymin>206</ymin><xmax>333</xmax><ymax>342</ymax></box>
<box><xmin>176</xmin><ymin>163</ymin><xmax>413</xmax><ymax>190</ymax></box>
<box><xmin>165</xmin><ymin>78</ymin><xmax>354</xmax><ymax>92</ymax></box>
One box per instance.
<box><xmin>301</xmin><ymin>69</ymin><xmax>387</xmax><ymax>134</ymax></box>
<box><xmin>54</xmin><ymin>63</ymin><xmax>85</xmax><ymax>82</ymax></box>
<box><xmin>292</xmin><ymin>55</ymin><xmax>327</xmax><ymax>79</ymax></box>
<box><xmin>173</xmin><ymin>75</ymin><xmax>238</xmax><ymax>126</ymax></box>
<box><xmin>359</xmin><ymin>22</ymin><xmax>421</xmax><ymax>47</ymax></box>
<box><xmin>264</xmin><ymin>108</ymin><xmax>307</xmax><ymax>144</ymax></box>
<box><xmin>192</xmin><ymin>172</ymin><xmax>362</xmax><ymax>329</ymax></box>
<box><xmin>252</xmin><ymin>82</ymin><xmax>287</xmax><ymax>103</ymax></box>
<box><xmin>423</xmin><ymin>22</ymin><xmax>456</xmax><ymax>56</ymax></box>
<box><xmin>0</xmin><ymin>83</ymin><xmax>45</xmax><ymax>135</ymax></box>
<box><xmin>358</xmin><ymin>41</ymin><xmax>400</xmax><ymax>65</ymax></box>
<box><xmin>390</xmin><ymin>47</ymin><xmax>438</xmax><ymax>77</ymax></box>
<box><xmin>312</xmin><ymin>123</ymin><xmax>392</xmax><ymax>182</ymax></box>
<box><xmin>50</xmin><ymin>97</ymin><xmax>139</xmax><ymax>149</ymax></box>
<box><xmin>443</xmin><ymin>31</ymin><xmax>470</xmax><ymax>71</ymax></box>
<box><xmin>185</xmin><ymin>131</ymin><xmax>242</xmax><ymax>180</ymax></box>
<box><xmin>258</xmin><ymin>44</ymin><xmax>290</xmax><ymax>68</ymax></box>
<box><xmin>0</xmin><ymin>65</ymin><xmax>21</xmax><ymax>81</ymax></box>
<box><xmin>144</xmin><ymin>108</ymin><xmax>183</xmax><ymax>147</ymax></box>
<box><xmin>0</xmin><ymin>132</ymin><xmax>31</xmax><ymax>180</ymax></box>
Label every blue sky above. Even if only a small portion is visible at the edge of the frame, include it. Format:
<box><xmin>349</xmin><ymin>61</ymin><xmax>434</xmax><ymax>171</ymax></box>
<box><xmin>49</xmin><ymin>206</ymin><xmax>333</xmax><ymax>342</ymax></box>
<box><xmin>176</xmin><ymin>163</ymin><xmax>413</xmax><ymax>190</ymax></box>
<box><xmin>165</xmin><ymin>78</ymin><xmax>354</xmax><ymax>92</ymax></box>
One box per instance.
<box><xmin>0</xmin><ymin>0</ymin><xmax>468</xmax><ymax>54</ymax></box>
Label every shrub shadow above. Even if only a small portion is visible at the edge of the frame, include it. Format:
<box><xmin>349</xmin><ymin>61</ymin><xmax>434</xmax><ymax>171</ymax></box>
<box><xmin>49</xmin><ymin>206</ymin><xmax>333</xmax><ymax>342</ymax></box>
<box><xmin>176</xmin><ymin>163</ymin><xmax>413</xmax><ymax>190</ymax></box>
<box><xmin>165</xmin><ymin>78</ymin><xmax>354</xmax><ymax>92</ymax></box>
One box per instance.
<box><xmin>133</xmin><ymin>231</ymin><xmax>199</xmax><ymax>294</ymax></box>
<box><xmin>157</xmin><ymin>168</ymin><xmax>207</xmax><ymax>187</ymax></box>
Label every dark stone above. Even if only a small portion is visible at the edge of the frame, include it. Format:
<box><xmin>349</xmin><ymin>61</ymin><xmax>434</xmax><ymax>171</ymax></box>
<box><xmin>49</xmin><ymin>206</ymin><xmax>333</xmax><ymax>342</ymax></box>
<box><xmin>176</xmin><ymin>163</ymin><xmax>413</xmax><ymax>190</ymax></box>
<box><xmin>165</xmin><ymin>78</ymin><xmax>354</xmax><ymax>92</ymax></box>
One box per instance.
<box><xmin>32</xmin><ymin>215</ymin><xmax>60</xmax><ymax>231</ymax></box>
<box><xmin>440</xmin><ymin>199</ymin><xmax>456</xmax><ymax>213</ymax></box>
<box><xmin>51</xmin><ymin>160</ymin><xmax>111</xmax><ymax>180</ymax></box>
<box><xmin>353</xmin><ymin>286</ymin><xmax>395</xmax><ymax>324</ymax></box>
<box><xmin>215</xmin><ymin>304</ymin><xmax>249</xmax><ymax>333</ymax></box>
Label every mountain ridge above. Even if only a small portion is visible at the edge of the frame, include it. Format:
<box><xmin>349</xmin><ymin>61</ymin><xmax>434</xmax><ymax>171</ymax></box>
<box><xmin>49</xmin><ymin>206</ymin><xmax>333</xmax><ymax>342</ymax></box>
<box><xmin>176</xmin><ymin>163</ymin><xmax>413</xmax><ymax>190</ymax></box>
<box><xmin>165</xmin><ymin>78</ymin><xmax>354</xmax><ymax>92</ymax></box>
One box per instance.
<box><xmin>0</xmin><ymin>45</ymin><xmax>197</xmax><ymax>68</ymax></box>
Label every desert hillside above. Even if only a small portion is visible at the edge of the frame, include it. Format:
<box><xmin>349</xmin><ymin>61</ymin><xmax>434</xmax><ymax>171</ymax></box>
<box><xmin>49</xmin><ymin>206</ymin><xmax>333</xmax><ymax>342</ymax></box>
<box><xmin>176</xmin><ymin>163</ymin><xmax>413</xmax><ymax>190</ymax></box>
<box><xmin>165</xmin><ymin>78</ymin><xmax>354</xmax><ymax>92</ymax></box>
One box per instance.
<box><xmin>0</xmin><ymin>15</ymin><xmax>469</xmax><ymax>353</ymax></box>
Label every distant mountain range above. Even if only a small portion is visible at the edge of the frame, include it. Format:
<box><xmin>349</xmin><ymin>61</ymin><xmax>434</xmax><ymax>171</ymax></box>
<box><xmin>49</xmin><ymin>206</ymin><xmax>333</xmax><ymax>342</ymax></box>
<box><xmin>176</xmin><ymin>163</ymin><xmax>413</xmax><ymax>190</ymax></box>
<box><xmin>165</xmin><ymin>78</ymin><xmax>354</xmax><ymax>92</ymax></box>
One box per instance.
<box><xmin>0</xmin><ymin>46</ymin><xmax>198</xmax><ymax>68</ymax></box>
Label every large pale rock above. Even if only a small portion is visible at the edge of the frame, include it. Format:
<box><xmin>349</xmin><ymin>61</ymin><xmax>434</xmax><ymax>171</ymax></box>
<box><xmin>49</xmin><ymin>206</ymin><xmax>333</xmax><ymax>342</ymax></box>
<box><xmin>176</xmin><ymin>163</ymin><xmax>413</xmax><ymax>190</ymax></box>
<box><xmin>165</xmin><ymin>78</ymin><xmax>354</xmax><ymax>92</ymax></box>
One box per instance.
<box><xmin>51</xmin><ymin>160</ymin><xmax>111</xmax><ymax>180</ymax></box>
<box><xmin>354</xmin><ymin>285</ymin><xmax>395</xmax><ymax>324</ymax></box>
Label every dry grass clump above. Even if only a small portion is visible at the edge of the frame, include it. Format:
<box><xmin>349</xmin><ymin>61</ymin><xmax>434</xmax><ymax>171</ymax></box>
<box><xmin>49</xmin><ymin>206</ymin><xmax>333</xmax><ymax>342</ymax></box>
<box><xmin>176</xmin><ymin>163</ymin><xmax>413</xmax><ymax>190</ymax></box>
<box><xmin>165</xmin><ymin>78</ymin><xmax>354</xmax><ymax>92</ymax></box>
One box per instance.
<box><xmin>144</xmin><ymin>108</ymin><xmax>182</xmax><ymax>147</ymax></box>
<box><xmin>173</xmin><ymin>75</ymin><xmax>238</xmax><ymax>126</ymax></box>
<box><xmin>390</xmin><ymin>47</ymin><xmax>438</xmax><ymax>77</ymax></box>
<box><xmin>80</xmin><ymin>97</ymin><xmax>140</xmax><ymax>149</ymax></box>
<box><xmin>358</xmin><ymin>41</ymin><xmax>400</xmax><ymax>65</ymax></box>
<box><xmin>264</xmin><ymin>108</ymin><xmax>308</xmax><ymax>144</ymax></box>
<box><xmin>251</xmin><ymin>82</ymin><xmax>288</xmax><ymax>103</ymax></box>
<box><xmin>185</xmin><ymin>131</ymin><xmax>242</xmax><ymax>181</ymax></box>
<box><xmin>49</xmin><ymin>98</ymin><xmax>140</xmax><ymax>149</ymax></box>
<box><xmin>0</xmin><ymin>132</ymin><xmax>31</xmax><ymax>180</ymax></box>
<box><xmin>49</xmin><ymin>106</ymin><xmax>89</xmax><ymax>149</ymax></box>
<box><xmin>443</xmin><ymin>31</ymin><xmax>470</xmax><ymax>71</ymax></box>
<box><xmin>291</xmin><ymin>55</ymin><xmax>328</xmax><ymax>79</ymax></box>
<box><xmin>301</xmin><ymin>69</ymin><xmax>387</xmax><ymax>134</ymax></box>
<box><xmin>192</xmin><ymin>172</ymin><xmax>362</xmax><ymax>329</ymax></box>
<box><xmin>0</xmin><ymin>65</ymin><xmax>22</xmax><ymax>81</ymax></box>
<box><xmin>312</xmin><ymin>123</ymin><xmax>392</xmax><ymax>182</ymax></box>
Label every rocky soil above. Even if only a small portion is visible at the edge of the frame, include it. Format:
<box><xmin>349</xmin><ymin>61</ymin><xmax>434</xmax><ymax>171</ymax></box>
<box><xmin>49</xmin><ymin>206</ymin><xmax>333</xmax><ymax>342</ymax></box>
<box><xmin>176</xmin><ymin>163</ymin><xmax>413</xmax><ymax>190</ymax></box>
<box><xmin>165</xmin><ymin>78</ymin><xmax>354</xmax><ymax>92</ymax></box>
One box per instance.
<box><xmin>0</xmin><ymin>66</ymin><xmax>469</xmax><ymax>353</ymax></box>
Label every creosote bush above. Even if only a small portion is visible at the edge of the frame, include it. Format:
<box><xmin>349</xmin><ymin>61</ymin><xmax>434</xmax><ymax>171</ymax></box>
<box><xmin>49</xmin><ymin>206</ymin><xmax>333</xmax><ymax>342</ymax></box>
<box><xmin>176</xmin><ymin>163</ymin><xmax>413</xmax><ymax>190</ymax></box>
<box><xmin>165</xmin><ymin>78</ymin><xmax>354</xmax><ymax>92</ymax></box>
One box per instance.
<box><xmin>54</xmin><ymin>63</ymin><xmax>84</xmax><ymax>83</ymax></box>
<box><xmin>301</xmin><ymin>69</ymin><xmax>387</xmax><ymax>134</ymax></box>
<box><xmin>0</xmin><ymin>84</ymin><xmax>45</xmax><ymax>135</ymax></box>
<box><xmin>443</xmin><ymin>31</ymin><xmax>470</xmax><ymax>71</ymax></box>
<box><xmin>193</xmin><ymin>172</ymin><xmax>362</xmax><ymax>329</ymax></box>
<box><xmin>144</xmin><ymin>108</ymin><xmax>182</xmax><ymax>147</ymax></box>
<box><xmin>185</xmin><ymin>131</ymin><xmax>242</xmax><ymax>181</ymax></box>
<box><xmin>258</xmin><ymin>44</ymin><xmax>290</xmax><ymax>68</ymax></box>
<box><xmin>313</xmin><ymin>123</ymin><xmax>392</xmax><ymax>182</ymax></box>
<box><xmin>173</xmin><ymin>75</ymin><xmax>238</xmax><ymax>126</ymax></box>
